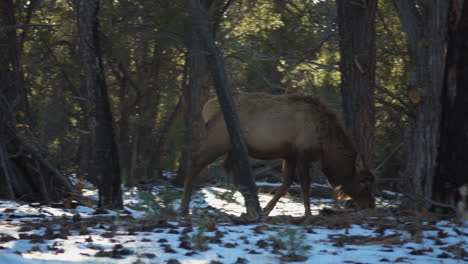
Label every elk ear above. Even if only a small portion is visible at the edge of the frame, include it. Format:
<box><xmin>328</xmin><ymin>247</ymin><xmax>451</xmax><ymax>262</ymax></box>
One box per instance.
<box><xmin>355</xmin><ymin>154</ymin><xmax>365</xmax><ymax>173</ymax></box>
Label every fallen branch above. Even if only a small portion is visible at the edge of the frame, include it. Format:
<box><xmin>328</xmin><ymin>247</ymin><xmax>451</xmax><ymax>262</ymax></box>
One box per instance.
<box><xmin>0</xmin><ymin>144</ymin><xmax>15</xmax><ymax>199</ymax></box>
<box><xmin>8</xmin><ymin>125</ymin><xmax>95</xmax><ymax>206</ymax></box>
<box><xmin>403</xmin><ymin>194</ymin><xmax>457</xmax><ymax>211</ymax></box>
<box><xmin>252</xmin><ymin>160</ymin><xmax>282</xmax><ymax>179</ymax></box>
<box><xmin>373</xmin><ymin>142</ymin><xmax>403</xmax><ymax>173</ymax></box>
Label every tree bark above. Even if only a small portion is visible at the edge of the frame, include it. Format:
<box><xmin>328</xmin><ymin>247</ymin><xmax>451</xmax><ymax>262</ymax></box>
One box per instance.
<box><xmin>175</xmin><ymin>0</ymin><xmax>225</xmax><ymax>186</ymax></box>
<box><xmin>188</xmin><ymin>0</ymin><xmax>261</xmax><ymax>219</ymax></box>
<box><xmin>336</xmin><ymin>0</ymin><xmax>377</xmax><ymax>165</ymax></box>
<box><xmin>435</xmin><ymin>0</ymin><xmax>468</xmax><ymax>206</ymax></box>
<box><xmin>77</xmin><ymin>0</ymin><xmax>122</xmax><ymax>209</ymax></box>
<box><xmin>0</xmin><ymin>0</ymin><xmax>79</xmax><ymax>202</ymax></box>
<box><xmin>151</xmin><ymin>98</ymin><xmax>183</xmax><ymax>176</ymax></box>
<box><xmin>0</xmin><ymin>0</ymin><xmax>28</xmax><ymax>114</ymax></box>
<box><xmin>134</xmin><ymin>43</ymin><xmax>162</xmax><ymax>184</ymax></box>
<box><xmin>393</xmin><ymin>0</ymin><xmax>448</xmax><ymax>199</ymax></box>
<box><xmin>175</xmin><ymin>38</ymin><xmax>211</xmax><ymax>186</ymax></box>
<box><xmin>115</xmin><ymin>63</ymin><xmax>132</xmax><ymax>185</ymax></box>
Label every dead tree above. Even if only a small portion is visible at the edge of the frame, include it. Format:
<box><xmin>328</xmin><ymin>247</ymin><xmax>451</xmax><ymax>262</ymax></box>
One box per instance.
<box><xmin>336</xmin><ymin>0</ymin><xmax>378</xmax><ymax>165</ymax></box>
<box><xmin>175</xmin><ymin>0</ymin><xmax>232</xmax><ymax>186</ymax></box>
<box><xmin>77</xmin><ymin>0</ymin><xmax>122</xmax><ymax>209</ymax></box>
<box><xmin>435</xmin><ymin>1</ymin><xmax>468</xmax><ymax>206</ymax></box>
<box><xmin>393</xmin><ymin>0</ymin><xmax>449</xmax><ymax>199</ymax></box>
<box><xmin>187</xmin><ymin>0</ymin><xmax>261</xmax><ymax>219</ymax></box>
<box><xmin>0</xmin><ymin>0</ymin><xmax>81</xmax><ymax>202</ymax></box>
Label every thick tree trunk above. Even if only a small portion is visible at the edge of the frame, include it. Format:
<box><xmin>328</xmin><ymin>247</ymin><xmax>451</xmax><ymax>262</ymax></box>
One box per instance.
<box><xmin>0</xmin><ymin>0</ymin><xmax>28</xmax><ymax>113</ymax></box>
<box><xmin>78</xmin><ymin>0</ymin><xmax>122</xmax><ymax>209</ymax></box>
<box><xmin>116</xmin><ymin>64</ymin><xmax>132</xmax><ymax>185</ymax></box>
<box><xmin>134</xmin><ymin>43</ymin><xmax>162</xmax><ymax>184</ymax></box>
<box><xmin>174</xmin><ymin>0</ymin><xmax>224</xmax><ymax>186</ymax></box>
<box><xmin>151</xmin><ymin>98</ymin><xmax>183</xmax><ymax>176</ymax></box>
<box><xmin>0</xmin><ymin>0</ymin><xmax>80</xmax><ymax>202</ymax></box>
<box><xmin>435</xmin><ymin>1</ymin><xmax>468</xmax><ymax>205</ymax></box>
<box><xmin>336</xmin><ymin>0</ymin><xmax>377</xmax><ymax>165</ymax></box>
<box><xmin>393</xmin><ymin>0</ymin><xmax>448</xmax><ymax>199</ymax></box>
<box><xmin>175</xmin><ymin>42</ymin><xmax>211</xmax><ymax>186</ymax></box>
<box><xmin>188</xmin><ymin>0</ymin><xmax>261</xmax><ymax>219</ymax></box>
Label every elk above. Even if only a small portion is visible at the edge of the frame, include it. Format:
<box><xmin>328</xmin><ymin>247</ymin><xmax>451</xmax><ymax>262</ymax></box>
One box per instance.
<box><xmin>180</xmin><ymin>93</ymin><xmax>375</xmax><ymax>216</ymax></box>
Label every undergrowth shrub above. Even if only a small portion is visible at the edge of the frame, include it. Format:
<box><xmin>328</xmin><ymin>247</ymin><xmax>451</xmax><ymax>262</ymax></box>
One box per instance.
<box><xmin>191</xmin><ymin>224</ymin><xmax>209</xmax><ymax>251</ymax></box>
<box><xmin>278</xmin><ymin>227</ymin><xmax>310</xmax><ymax>258</ymax></box>
<box><xmin>129</xmin><ymin>184</ymin><xmax>180</xmax><ymax>218</ymax></box>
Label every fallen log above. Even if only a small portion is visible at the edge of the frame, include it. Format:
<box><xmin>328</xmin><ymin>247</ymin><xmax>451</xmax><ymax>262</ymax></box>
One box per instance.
<box><xmin>257</xmin><ymin>182</ymin><xmax>335</xmax><ymax>199</ymax></box>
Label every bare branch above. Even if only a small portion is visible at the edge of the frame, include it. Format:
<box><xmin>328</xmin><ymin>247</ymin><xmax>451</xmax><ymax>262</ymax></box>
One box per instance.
<box><xmin>126</xmin><ymin>23</ymin><xmax>188</xmax><ymax>46</ymax></box>
<box><xmin>0</xmin><ymin>145</ymin><xmax>15</xmax><ymax>200</ymax></box>
<box><xmin>212</xmin><ymin>0</ymin><xmax>235</xmax><ymax>37</ymax></box>
<box><xmin>392</xmin><ymin>0</ymin><xmax>424</xmax><ymax>51</ymax></box>
<box><xmin>0</xmin><ymin>23</ymin><xmax>57</xmax><ymax>33</ymax></box>
<box><xmin>226</xmin><ymin>43</ymin><xmax>339</xmax><ymax>72</ymax></box>
<box><xmin>403</xmin><ymin>194</ymin><xmax>457</xmax><ymax>211</ymax></box>
<box><xmin>373</xmin><ymin>142</ymin><xmax>403</xmax><ymax>173</ymax></box>
<box><xmin>376</xmin><ymin>84</ymin><xmax>410</xmax><ymax>110</ymax></box>
<box><xmin>375</xmin><ymin>96</ymin><xmax>409</xmax><ymax>115</ymax></box>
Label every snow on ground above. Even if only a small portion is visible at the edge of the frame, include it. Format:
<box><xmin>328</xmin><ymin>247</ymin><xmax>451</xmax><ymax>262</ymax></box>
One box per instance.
<box><xmin>0</xmin><ymin>184</ymin><xmax>466</xmax><ymax>264</ymax></box>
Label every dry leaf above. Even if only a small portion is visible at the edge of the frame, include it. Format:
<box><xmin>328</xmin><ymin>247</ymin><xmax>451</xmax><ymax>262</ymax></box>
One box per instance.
<box><xmin>361</xmin><ymin>235</ymin><xmax>401</xmax><ymax>245</ymax></box>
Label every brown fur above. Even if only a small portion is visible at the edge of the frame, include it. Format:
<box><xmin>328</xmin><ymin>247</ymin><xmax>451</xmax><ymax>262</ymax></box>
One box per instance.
<box><xmin>180</xmin><ymin>93</ymin><xmax>375</xmax><ymax>216</ymax></box>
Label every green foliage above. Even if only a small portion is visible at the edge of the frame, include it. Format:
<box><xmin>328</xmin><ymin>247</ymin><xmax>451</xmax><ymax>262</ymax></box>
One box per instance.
<box><xmin>278</xmin><ymin>227</ymin><xmax>310</xmax><ymax>257</ymax></box>
<box><xmin>131</xmin><ymin>185</ymin><xmax>180</xmax><ymax>218</ymax></box>
<box><xmin>373</xmin><ymin>0</ymin><xmax>409</xmax><ymax>182</ymax></box>
<box><xmin>16</xmin><ymin>0</ymin><xmax>408</xmax><ymax>188</ymax></box>
<box><xmin>191</xmin><ymin>225</ymin><xmax>209</xmax><ymax>251</ymax></box>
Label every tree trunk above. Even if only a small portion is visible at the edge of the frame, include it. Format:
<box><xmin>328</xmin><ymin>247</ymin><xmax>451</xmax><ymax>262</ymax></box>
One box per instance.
<box><xmin>435</xmin><ymin>1</ymin><xmax>468</xmax><ymax>206</ymax></box>
<box><xmin>174</xmin><ymin>0</ymin><xmax>224</xmax><ymax>186</ymax></box>
<box><xmin>77</xmin><ymin>0</ymin><xmax>122</xmax><ymax>209</ymax></box>
<box><xmin>134</xmin><ymin>43</ymin><xmax>162</xmax><ymax>184</ymax></box>
<box><xmin>151</xmin><ymin>98</ymin><xmax>183</xmax><ymax>176</ymax></box>
<box><xmin>176</xmin><ymin>45</ymin><xmax>211</xmax><ymax>184</ymax></box>
<box><xmin>188</xmin><ymin>0</ymin><xmax>261</xmax><ymax>219</ymax></box>
<box><xmin>393</xmin><ymin>0</ymin><xmax>448</xmax><ymax>199</ymax></box>
<box><xmin>0</xmin><ymin>0</ymin><xmax>28</xmax><ymax>114</ymax></box>
<box><xmin>0</xmin><ymin>0</ymin><xmax>79</xmax><ymax>202</ymax></box>
<box><xmin>112</xmin><ymin>63</ymin><xmax>132</xmax><ymax>185</ymax></box>
<box><xmin>336</xmin><ymin>0</ymin><xmax>377</xmax><ymax>165</ymax></box>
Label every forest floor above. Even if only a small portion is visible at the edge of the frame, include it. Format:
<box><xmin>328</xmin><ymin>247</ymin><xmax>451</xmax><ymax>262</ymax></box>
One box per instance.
<box><xmin>0</xmin><ymin>181</ymin><xmax>466</xmax><ymax>264</ymax></box>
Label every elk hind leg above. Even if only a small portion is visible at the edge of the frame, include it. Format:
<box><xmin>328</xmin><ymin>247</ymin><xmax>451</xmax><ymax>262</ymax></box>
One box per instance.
<box><xmin>263</xmin><ymin>157</ymin><xmax>296</xmax><ymax>216</ymax></box>
<box><xmin>298</xmin><ymin>151</ymin><xmax>311</xmax><ymax>217</ymax></box>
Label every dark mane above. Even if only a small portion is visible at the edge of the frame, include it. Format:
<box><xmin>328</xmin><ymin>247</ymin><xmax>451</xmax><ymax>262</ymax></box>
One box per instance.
<box><xmin>289</xmin><ymin>95</ymin><xmax>360</xmax><ymax>200</ymax></box>
<box><xmin>288</xmin><ymin>94</ymin><xmax>356</xmax><ymax>152</ymax></box>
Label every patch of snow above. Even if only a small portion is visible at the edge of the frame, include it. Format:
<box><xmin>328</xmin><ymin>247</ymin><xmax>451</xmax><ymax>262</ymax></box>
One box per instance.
<box><xmin>0</xmin><ymin>185</ymin><xmax>467</xmax><ymax>264</ymax></box>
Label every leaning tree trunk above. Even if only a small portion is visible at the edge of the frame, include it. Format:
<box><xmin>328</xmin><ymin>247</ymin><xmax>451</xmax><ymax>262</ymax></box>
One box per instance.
<box><xmin>393</xmin><ymin>0</ymin><xmax>448</xmax><ymax>199</ymax></box>
<box><xmin>336</xmin><ymin>0</ymin><xmax>377</xmax><ymax>165</ymax></box>
<box><xmin>174</xmin><ymin>0</ymin><xmax>228</xmax><ymax>186</ymax></box>
<box><xmin>188</xmin><ymin>0</ymin><xmax>261</xmax><ymax>219</ymax></box>
<box><xmin>435</xmin><ymin>1</ymin><xmax>468</xmax><ymax>206</ymax></box>
<box><xmin>78</xmin><ymin>0</ymin><xmax>122</xmax><ymax>209</ymax></box>
<box><xmin>0</xmin><ymin>0</ymin><xmax>81</xmax><ymax>202</ymax></box>
<box><xmin>175</xmin><ymin>39</ymin><xmax>211</xmax><ymax>186</ymax></box>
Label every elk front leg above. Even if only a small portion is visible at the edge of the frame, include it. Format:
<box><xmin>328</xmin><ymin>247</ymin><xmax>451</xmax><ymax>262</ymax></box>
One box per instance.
<box><xmin>180</xmin><ymin>139</ymin><xmax>229</xmax><ymax>215</ymax></box>
<box><xmin>180</xmin><ymin>160</ymin><xmax>195</xmax><ymax>215</ymax></box>
<box><xmin>263</xmin><ymin>157</ymin><xmax>296</xmax><ymax>216</ymax></box>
